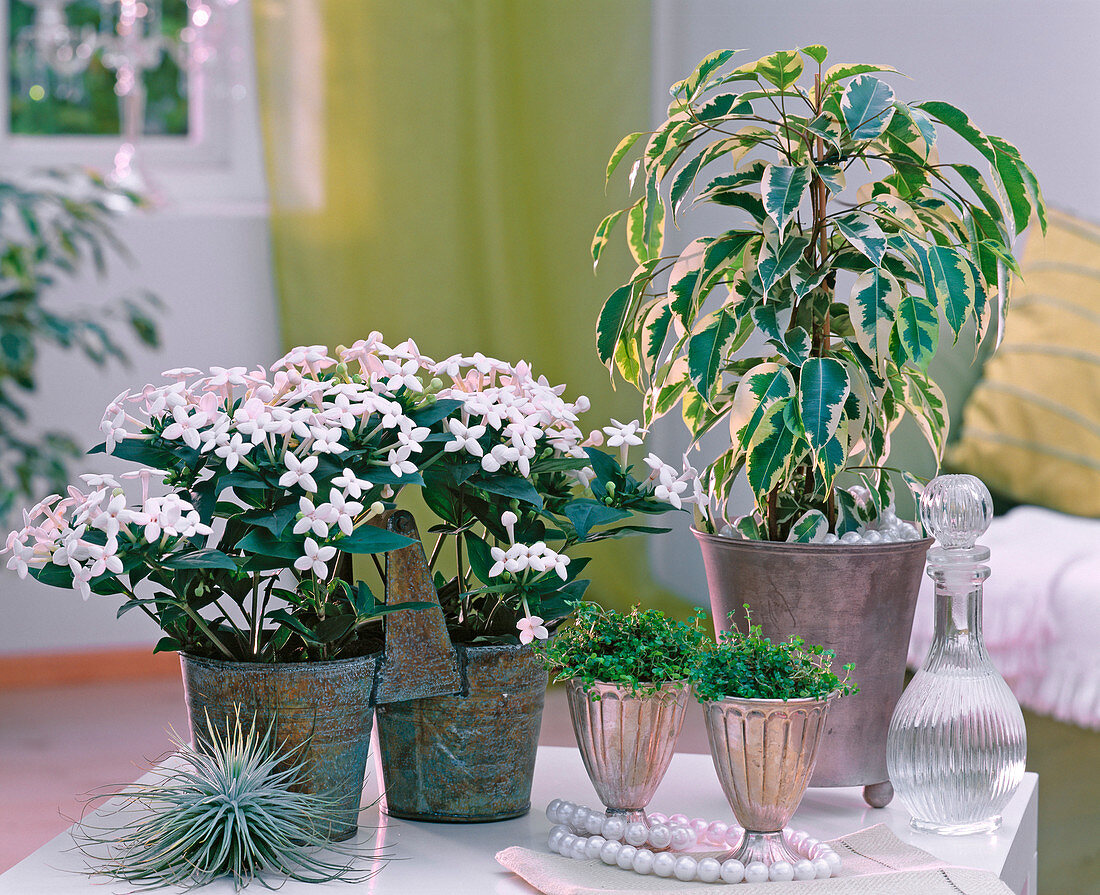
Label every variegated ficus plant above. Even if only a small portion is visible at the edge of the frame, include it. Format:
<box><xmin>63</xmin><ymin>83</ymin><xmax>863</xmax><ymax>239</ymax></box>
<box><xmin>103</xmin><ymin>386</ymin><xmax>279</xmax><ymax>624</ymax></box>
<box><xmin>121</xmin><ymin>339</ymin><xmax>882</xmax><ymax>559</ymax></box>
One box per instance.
<box><xmin>592</xmin><ymin>45</ymin><xmax>1045</xmax><ymax>542</ymax></box>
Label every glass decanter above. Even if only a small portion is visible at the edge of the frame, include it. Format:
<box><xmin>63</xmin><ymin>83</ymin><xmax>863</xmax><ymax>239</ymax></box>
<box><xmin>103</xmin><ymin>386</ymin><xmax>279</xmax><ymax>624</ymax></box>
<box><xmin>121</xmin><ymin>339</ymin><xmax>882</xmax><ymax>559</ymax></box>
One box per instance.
<box><xmin>886</xmin><ymin>474</ymin><xmax>1026</xmax><ymax>835</ymax></box>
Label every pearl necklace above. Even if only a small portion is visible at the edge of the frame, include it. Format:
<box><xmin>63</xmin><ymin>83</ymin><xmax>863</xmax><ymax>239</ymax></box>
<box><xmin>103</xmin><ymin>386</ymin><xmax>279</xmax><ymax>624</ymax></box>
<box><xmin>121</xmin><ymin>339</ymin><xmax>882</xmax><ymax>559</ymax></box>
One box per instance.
<box><xmin>544</xmin><ymin>799</ymin><xmax>841</xmax><ymax>884</ymax></box>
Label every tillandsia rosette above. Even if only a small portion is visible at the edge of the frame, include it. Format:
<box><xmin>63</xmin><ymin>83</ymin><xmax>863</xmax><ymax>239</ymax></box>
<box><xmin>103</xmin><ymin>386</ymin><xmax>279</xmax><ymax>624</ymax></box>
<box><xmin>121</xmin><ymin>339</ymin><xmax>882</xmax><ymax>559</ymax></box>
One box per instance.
<box><xmin>592</xmin><ymin>45</ymin><xmax>1045</xmax><ymax>543</ymax></box>
<box><xmin>3</xmin><ymin>335</ymin><xmax>696</xmax><ymax>656</ymax></box>
<box><xmin>394</xmin><ymin>348</ymin><xmax>699</xmax><ymax>645</ymax></box>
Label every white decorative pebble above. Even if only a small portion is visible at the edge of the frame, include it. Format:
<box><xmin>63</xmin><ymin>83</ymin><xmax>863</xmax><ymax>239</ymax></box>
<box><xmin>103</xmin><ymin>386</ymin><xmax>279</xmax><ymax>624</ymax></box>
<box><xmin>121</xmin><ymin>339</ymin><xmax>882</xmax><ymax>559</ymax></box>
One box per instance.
<box><xmin>840</xmin><ymin>531</ymin><xmax>862</xmax><ymax>544</ymax></box>
<box><xmin>670</xmin><ymin>826</ymin><xmax>696</xmax><ymax>850</ymax></box>
<box><xmin>824</xmin><ymin>850</ymin><xmax>843</xmax><ymax>871</ymax></box>
<box><xmin>600</xmin><ymin>840</ymin><xmax>622</xmax><ymax>864</ymax></box>
<box><xmin>744</xmin><ymin>861</ymin><xmax>770</xmax><ymax>884</ymax></box>
<box><xmin>769</xmin><ymin>860</ymin><xmax>795</xmax><ymax>882</ymax></box>
<box><xmin>585</xmin><ymin>812</ymin><xmax>604</xmax><ymax>834</ymax></box>
<box><xmin>881</xmin><ymin>531</ymin><xmax>898</xmax><ymax>543</ymax></box>
<box><xmin>794</xmin><ymin>859</ymin><xmax>817</xmax><ymax>881</ymax></box>
<box><xmin>652</xmin><ymin>852</ymin><xmax>677</xmax><ymax>878</ymax></box>
<box><xmin>863</xmin><ymin>529</ymin><xmax>883</xmax><ymax>543</ymax></box>
<box><xmin>814</xmin><ymin>857</ymin><xmax>832</xmax><ymax>879</ymax></box>
<box><xmin>545</xmin><ymin>799</ymin><xmax>562</xmax><ymax>822</ymax></box>
<box><xmin>616</xmin><ymin>845</ymin><xmax>637</xmax><ymax>870</ymax></box>
<box><xmin>720</xmin><ymin>859</ymin><xmax>745</xmax><ymax>883</ymax></box>
<box><xmin>624</xmin><ymin>822</ymin><xmax>649</xmax><ymax>846</ymax></box>
<box><xmin>648</xmin><ymin>824</ymin><xmax>673</xmax><ymax>849</ymax></box>
<box><xmin>706</xmin><ymin>820</ymin><xmax>728</xmax><ymax>844</ymax></box>
<box><xmin>697</xmin><ymin>857</ymin><xmax>722</xmax><ymax>883</ymax></box>
<box><xmin>822</xmin><ymin>532</ymin><xmax>839</xmax><ymax>543</ymax></box>
<box><xmin>632</xmin><ymin>848</ymin><xmax>655</xmax><ymax>875</ymax></box>
<box><xmin>648</xmin><ymin>812</ymin><xmax>668</xmax><ymax>825</ymax></box>
<box><xmin>602</xmin><ymin>817</ymin><xmax>626</xmax><ymax>841</ymax></box>
<box><xmin>569</xmin><ymin>837</ymin><xmax>588</xmax><ymax>861</ymax></box>
<box><xmin>674</xmin><ymin>856</ymin><xmax>698</xmax><ymax>882</ymax></box>
<box><xmin>719</xmin><ymin>523</ymin><xmax>736</xmax><ymax>538</ymax></box>
<box><xmin>585</xmin><ymin>835</ymin><xmax>606</xmax><ymax>859</ymax></box>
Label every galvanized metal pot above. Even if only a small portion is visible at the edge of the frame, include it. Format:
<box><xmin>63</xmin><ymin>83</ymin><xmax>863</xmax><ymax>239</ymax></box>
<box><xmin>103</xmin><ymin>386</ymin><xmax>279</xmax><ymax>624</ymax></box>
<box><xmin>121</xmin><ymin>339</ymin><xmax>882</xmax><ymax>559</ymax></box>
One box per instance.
<box><xmin>693</xmin><ymin>530</ymin><xmax>930</xmax><ymax>807</ymax></box>
<box><xmin>703</xmin><ymin>695</ymin><xmax>831</xmax><ymax>865</ymax></box>
<box><xmin>374</xmin><ymin>642</ymin><xmax>547</xmax><ymax>822</ymax></box>
<box><xmin>179</xmin><ymin>652</ymin><xmax>380</xmax><ymax>842</ymax></box>
<box><xmin>566</xmin><ymin>679</ymin><xmax>690</xmax><ymax>825</ymax></box>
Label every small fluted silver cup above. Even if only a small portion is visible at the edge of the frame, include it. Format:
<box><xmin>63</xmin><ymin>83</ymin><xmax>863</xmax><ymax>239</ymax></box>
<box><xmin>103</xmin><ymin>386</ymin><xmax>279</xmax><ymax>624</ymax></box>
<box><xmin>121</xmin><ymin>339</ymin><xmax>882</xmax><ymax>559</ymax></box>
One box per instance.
<box><xmin>566</xmin><ymin>679</ymin><xmax>690</xmax><ymax>825</ymax></box>
<box><xmin>703</xmin><ymin>694</ymin><xmax>833</xmax><ymax>865</ymax></box>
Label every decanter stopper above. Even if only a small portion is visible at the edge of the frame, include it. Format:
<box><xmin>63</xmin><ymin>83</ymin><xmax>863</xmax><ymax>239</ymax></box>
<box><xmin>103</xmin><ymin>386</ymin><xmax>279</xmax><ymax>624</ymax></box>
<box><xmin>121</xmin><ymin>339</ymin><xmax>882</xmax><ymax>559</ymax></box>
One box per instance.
<box><xmin>920</xmin><ymin>474</ymin><xmax>993</xmax><ymax>567</ymax></box>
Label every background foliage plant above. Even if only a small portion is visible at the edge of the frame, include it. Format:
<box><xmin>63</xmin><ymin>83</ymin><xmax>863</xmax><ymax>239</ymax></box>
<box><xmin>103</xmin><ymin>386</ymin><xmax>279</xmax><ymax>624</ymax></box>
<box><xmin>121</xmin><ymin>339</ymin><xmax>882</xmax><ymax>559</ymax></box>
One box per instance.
<box><xmin>76</xmin><ymin>710</ymin><xmax>380</xmax><ymax>890</ymax></box>
<box><xmin>593</xmin><ymin>44</ymin><xmax>1045</xmax><ymax>541</ymax></box>
<box><xmin>543</xmin><ymin>601</ymin><xmax>707</xmax><ymax>696</ymax></box>
<box><xmin>0</xmin><ymin>169</ymin><xmax>161</xmax><ymax>518</ymax></box>
<box><xmin>692</xmin><ymin>607</ymin><xmax>856</xmax><ymax>702</ymax></box>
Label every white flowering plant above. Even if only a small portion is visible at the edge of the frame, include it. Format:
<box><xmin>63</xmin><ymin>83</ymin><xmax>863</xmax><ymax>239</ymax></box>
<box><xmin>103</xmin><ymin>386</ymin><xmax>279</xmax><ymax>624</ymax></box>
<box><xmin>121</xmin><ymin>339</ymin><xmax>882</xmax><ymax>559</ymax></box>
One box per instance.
<box><xmin>3</xmin><ymin>344</ymin><xmax>446</xmax><ymax>662</ymax></box>
<box><xmin>402</xmin><ymin>350</ymin><xmax>699</xmax><ymax>646</ymax></box>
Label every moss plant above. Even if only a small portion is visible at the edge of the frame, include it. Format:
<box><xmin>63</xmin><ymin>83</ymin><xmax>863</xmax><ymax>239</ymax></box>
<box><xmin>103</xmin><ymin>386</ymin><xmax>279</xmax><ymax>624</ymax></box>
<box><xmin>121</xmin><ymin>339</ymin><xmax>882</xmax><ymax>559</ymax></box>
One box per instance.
<box><xmin>75</xmin><ymin>710</ymin><xmax>382</xmax><ymax>890</ymax></box>
<box><xmin>692</xmin><ymin>607</ymin><xmax>857</xmax><ymax>702</ymax></box>
<box><xmin>543</xmin><ymin>601</ymin><xmax>707</xmax><ymax>697</ymax></box>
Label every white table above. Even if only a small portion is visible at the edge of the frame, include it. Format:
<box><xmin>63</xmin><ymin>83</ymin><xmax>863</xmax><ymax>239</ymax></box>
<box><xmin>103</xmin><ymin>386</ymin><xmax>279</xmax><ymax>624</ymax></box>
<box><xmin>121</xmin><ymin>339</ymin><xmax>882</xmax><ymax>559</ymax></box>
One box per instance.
<box><xmin>0</xmin><ymin>746</ymin><xmax>1037</xmax><ymax>894</ymax></box>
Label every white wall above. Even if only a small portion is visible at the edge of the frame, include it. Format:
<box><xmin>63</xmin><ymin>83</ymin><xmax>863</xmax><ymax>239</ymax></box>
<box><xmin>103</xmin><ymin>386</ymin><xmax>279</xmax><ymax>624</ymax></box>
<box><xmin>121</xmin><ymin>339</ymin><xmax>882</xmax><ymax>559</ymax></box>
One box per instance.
<box><xmin>0</xmin><ymin>3</ymin><xmax>281</xmax><ymax>655</ymax></box>
<box><xmin>647</xmin><ymin>0</ymin><xmax>1100</xmax><ymax>605</ymax></box>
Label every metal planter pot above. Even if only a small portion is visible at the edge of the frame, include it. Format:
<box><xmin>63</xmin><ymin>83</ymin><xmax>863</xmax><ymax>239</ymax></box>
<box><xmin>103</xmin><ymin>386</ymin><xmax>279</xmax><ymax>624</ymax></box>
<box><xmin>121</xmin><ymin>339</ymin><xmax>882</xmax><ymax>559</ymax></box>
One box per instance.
<box><xmin>693</xmin><ymin>530</ymin><xmax>930</xmax><ymax>807</ymax></box>
<box><xmin>374</xmin><ymin>642</ymin><xmax>547</xmax><ymax>822</ymax></box>
<box><xmin>566</xmin><ymin>679</ymin><xmax>690</xmax><ymax>825</ymax></box>
<box><xmin>703</xmin><ymin>695</ymin><xmax>831</xmax><ymax>865</ymax></box>
<box><xmin>179</xmin><ymin>652</ymin><xmax>380</xmax><ymax>842</ymax></box>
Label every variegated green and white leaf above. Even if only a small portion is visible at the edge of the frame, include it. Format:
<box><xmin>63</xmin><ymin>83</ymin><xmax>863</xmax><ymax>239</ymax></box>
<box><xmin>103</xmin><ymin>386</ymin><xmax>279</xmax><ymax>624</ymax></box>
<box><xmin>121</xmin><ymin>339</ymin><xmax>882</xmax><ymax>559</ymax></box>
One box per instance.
<box><xmin>841</xmin><ymin>75</ymin><xmax>896</xmax><ymax>140</ymax></box>
<box><xmin>901</xmin><ymin>371</ymin><xmax>949</xmax><ymax>462</ymax></box>
<box><xmin>835</xmin><ymin>212</ymin><xmax>886</xmax><ymax>266</ymax></box>
<box><xmin>850</xmin><ymin>268</ymin><xmax>902</xmax><ymax>365</ymax></box>
<box><xmin>675</xmin><ymin>49</ymin><xmax>739</xmax><ymax>100</ymax></box>
<box><xmin>638</xmin><ymin>174</ymin><xmax>666</xmax><ymax>261</ymax></box>
<box><xmin>696</xmin><ymin>92</ymin><xmax>754</xmax><ymax>121</ymax></box>
<box><xmin>760</xmin><ymin>164</ymin><xmax>813</xmax><ymax>232</ymax></box>
<box><xmin>754</xmin><ymin>49</ymin><xmax>804</xmax><ymax>89</ymax></box>
<box><xmin>797</xmin><ymin>357</ymin><xmax>850</xmax><ymax>453</ymax></box>
<box><xmin>606</xmin><ymin>132</ymin><xmax>644</xmax><ymax>185</ymax></box>
<box><xmin>893</xmin><ymin>292</ymin><xmax>938</xmax><ymax>369</ymax></box>
<box><xmin>800</xmin><ymin>45</ymin><xmax>828</xmax><ymax>66</ymax></box>
<box><xmin>641</xmin><ymin>299</ymin><xmax>674</xmax><ymax>370</ymax></box>
<box><xmin>596</xmin><ymin>282</ymin><xmax>635</xmax><ymax>366</ymax></box>
<box><xmin>816</xmin><ymin>427</ymin><xmax>848</xmax><ymax>493</ymax></box>
<box><xmin>816</xmin><ymin>165</ymin><xmax>846</xmax><ymax>195</ymax></box>
<box><xmin>591</xmin><ymin>205</ymin><xmax>631</xmax><ymax>270</ymax></box>
<box><xmin>729</xmin><ymin>362</ymin><xmax>796</xmax><ymax>450</ymax></box>
<box><xmin>790</xmin><ymin>257</ymin><xmax>828</xmax><ymax>299</ymax></box>
<box><xmin>758</xmin><ymin>233</ymin><xmax>810</xmax><ymax>297</ymax></box>
<box><xmin>614</xmin><ymin>329</ymin><xmax>643</xmax><ymax>389</ymax></box>
<box><xmin>824</xmin><ymin>62</ymin><xmax>901</xmax><ymax>85</ymax></box>
<box><xmin>891</xmin><ymin>103</ymin><xmax>936</xmax><ymax>160</ymax></box>
<box><xmin>746</xmin><ymin>401</ymin><xmax>799</xmax><ymax>502</ymax></box>
<box><xmin>646</xmin><ymin>357</ymin><xmax>690</xmax><ymax>427</ymax></box>
<box><xmin>786</xmin><ymin>509</ymin><xmax>829</xmax><ymax>543</ymax></box>
<box><xmin>751</xmin><ymin>304</ymin><xmax>784</xmax><ymax>343</ymax></box>
<box><xmin>668</xmin><ymin>238</ymin><xmax>707</xmax><ymax>323</ymax></box>
<box><xmin>687</xmin><ymin>310</ymin><xmax>741</xmax><ymax>400</ymax></box>
<box><xmin>806</xmin><ymin>112</ymin><xmax>843</xmax><ymax>148</ymax></box>
<box><xmin>777</xmin><ymin>326</ymin><xmax>811</xmax><ymax>366</ymax></box>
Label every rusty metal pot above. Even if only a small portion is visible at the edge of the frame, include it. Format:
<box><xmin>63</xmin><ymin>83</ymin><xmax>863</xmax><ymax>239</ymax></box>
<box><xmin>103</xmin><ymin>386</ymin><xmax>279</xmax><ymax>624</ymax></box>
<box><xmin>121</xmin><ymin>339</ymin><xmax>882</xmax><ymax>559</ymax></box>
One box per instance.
<box><xmin>703</xmin><ymin>695</ymin><xmax>832</xmax><ymax>865</ymax></box>
<box><xmin>692</xmin><ymin>529</ymin><xmax>931</xmax><ymax>807</ymax></box>
<box><xmin>566</xmin><ymin>679</ymin><xmax>689</xmax><ymax>825</ymax></box>
<box><xmin>374</xmin><ymin>642</ymin><xmax>547</xmax><ymax>822</ymax></box>
<box><xmin>179</xmin><ymin>652</ymin><xmax>380</xmax><ymax>841</ymax></box>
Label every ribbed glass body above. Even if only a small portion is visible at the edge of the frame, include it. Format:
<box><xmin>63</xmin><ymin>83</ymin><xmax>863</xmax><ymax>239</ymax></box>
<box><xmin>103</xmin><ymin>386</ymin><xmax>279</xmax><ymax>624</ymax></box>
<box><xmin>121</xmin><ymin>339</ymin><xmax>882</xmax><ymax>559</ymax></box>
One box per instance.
<box><xmin>887</xmin><ymin>564</ymin><xmax>1027</xmax><ymax>834</ymax></box>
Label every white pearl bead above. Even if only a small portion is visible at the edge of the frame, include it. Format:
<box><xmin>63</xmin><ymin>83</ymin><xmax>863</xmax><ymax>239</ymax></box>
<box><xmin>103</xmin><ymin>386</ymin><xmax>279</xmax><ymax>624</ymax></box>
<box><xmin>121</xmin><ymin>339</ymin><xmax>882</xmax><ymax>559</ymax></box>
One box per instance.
<box><xmin>674</xmin><ymin>856</ymin><xmax>698</xmax><ymax>881</ymax></box>
<box><xmin>648</xmin><ymin>812</ymin><xmax>668</xmax><ymax>825</ymax></box>
<box><xmin>794</xmin><ymin>859</ymin><xmax>817</xmax><ymax>881</ymax></box>
<box><xmin>624</xmin><ymin>822</ymin><xmax>649</xmax><ymax>847</ymax></box>
<box><xmin>769</xmin><ymin>860</ymin><xmax>795</xmax><ymax>882</ymax></box>
<box><xmin>584</xmin><ymin>835</ymin><xmax>606</xmax><ymax>860</ymax></box>
<box><xmin>601</xmin><ymin>817</ymin><xmax>626</xmax><ymax>841</ymax></box>
<box><xmin>547</xmin><ymin>827</ymin><xmax>566</xmax><ymax>852</ymax></box>
<box><xmin>569</xmin><ymin>837</ymin><xmax>588</xmax><ymax>861</ymax></box>
<box><xmin>616</xmin><ymin>845</ymin><xmax>637</xmax><ymax>870</ymax></box>
<box><xmin>585</xmin><ymin>813</ymin><xmax>604</xmax><ymax>835</ymax></box>
<box><xmin>697</xmin><ymin>857</ymin><xmax>722</xmax><ymax>883</ymax></box>
<box><xmin>632</xmin><ymin>848</ymin><xmax>654</xmax><ymax>875</ymax></box>
<box><xmin>647</xmin><ymin>824</ymin><xmax>672</xmax><ymax>849</ymax></box>
<box><xmin>745</xmin><ymin>861</ymin><xmax>770</xmax><ymax>884</ymax></box>
<box><xmin>599</xmin><ymin>839</ymin><xmax>622</xmax><ymax>864</ymax></box>
<box><xmin>571</xmin><ymin>806</ymin><xmax>590</xmax><ymax>831</ymax></box>
<box><xmin>824</xmin><ymin>850</ymin><xmax>842</xmax><ymax>871</ymax></box>
<box><xmin>545</xmin><ymin>799</ymin><xmax>562</xmax><ymax>822</ymax></box>
<box><xmin>809</xmin><ymin>843</ymin><xmax>829</xmax><ymax>859</ymax></box>
<box><xmin>706</xmin><ymin>821</ymin><xmax>728</xmax><ymax>844</ymax></box>
<box><xmin>670</xmin><ymin>826</ymin><xmax>696</xmax><ymax>850</ymax></box>
<box><xmin>668</xmin><ymin>813</ymin><xmax>689</xmax><ymax>826</ymax></box>
<box><xmin>719</xmin><ymin>859</ymin><xmax>745</xmax><ymax>883</ymax></box>
<box><xmin>804</xmin><ymin>837</ymin><xmax>821</xmax><ymax>852</ymax></box>
<box><xmin>557</xmin><ymin>833</ymin><xmax>576</xmax><ymax>856</ymax></box>
<box><xmin>652</xmin><ymin>852</ymin><xmax>677</xmax><ymax>878</ymax></box>
<box><xmin>689</xmin><ymin>817</ymin><xmax>708</xmax><ymax>834</ymax></box>
<box><xmin>725</xmin><ymin>826</ymin><xmax>743</xmax><ymax>847</ymax></box>
<box><xmin>813</xmin><ymin>857</ymin><xmax>832</xmax><ymax>879</ymax></box>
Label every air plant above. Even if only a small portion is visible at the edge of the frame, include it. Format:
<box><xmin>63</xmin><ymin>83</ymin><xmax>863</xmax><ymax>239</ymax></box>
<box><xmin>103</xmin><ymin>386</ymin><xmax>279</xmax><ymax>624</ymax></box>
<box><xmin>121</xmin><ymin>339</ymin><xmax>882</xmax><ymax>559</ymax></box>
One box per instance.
<box><xmin>75</xmin><ymin>710</ymin><xmax>383</xmax><ymax>890</ymax></box>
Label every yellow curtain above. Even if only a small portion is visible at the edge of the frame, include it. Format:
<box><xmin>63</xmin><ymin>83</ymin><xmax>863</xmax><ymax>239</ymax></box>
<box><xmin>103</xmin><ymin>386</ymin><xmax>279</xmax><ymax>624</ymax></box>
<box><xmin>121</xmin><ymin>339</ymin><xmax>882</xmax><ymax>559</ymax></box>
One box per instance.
<box><xmin>253</xmin><ymin>0</ymin><xmax>687</xmax><ymax>613</ymax></box>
